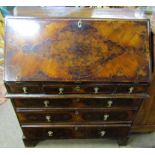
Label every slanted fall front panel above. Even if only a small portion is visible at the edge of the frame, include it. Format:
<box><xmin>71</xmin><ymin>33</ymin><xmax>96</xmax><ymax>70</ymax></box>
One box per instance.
<box><xmin>5</xmin><ymin>18</ymin><xmax>151</xmax><ymax>82</ymax></box>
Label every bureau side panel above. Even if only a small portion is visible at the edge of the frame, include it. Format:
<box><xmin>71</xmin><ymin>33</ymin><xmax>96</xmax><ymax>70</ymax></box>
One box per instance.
<box><xmin>132</xmin><ymin>35</ymin><xmax>155</xmax><ymax>132</ymax></box>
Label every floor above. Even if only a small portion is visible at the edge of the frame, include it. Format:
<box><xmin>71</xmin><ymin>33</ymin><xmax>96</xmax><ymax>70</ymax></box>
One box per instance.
<box><xmin>0</xmin><ymin>100</ymin><xmax>155</xmax><ymax>148</ymax></box>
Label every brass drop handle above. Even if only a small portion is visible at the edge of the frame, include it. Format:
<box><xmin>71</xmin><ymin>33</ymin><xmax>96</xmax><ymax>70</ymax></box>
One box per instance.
<box><xmin>46</xmin><ymin>115</ymin><xmax>51</xmax><ymax>122</ymax></box>
<box><xmin>44</xmin><ymin>100</ymin><xmax>50</xmax><ymax>107</ymax></box>
<box><xmin>59</xmin><ymin>88</ymin><xmax>64</xmax><ymax>94</ymax></box>
<box><xmin>48</xmin><ymin>131</ymin><xmax>53</xmax><ymax>137</ymax></box>
<box><xmin>129</xmin><ymin>87</ymin><xmax>134</xmax><ymax>94</ymax></box>
<box><xmin>103</xmin><ymin>114</ymin><xmax>109</xmax><ymax>121</ymax></box>
<box><xmin>107</xmin><ymin>100</ymin><xmax>113</xmax><ymax>108</ymax></box>
<box><xmin>94</xmin><ymin>87</ymin><xmax>99</xmax><ymax>94</ymax></box>
<box><xmin>22</xmin><ymin>87</ymin><xmax>27</xmax><ymax>94</ymax></box>
<box><xmin>100</xmin><ymin>130</ymin><xmax>106</xmax><ymax>137</ymax></box>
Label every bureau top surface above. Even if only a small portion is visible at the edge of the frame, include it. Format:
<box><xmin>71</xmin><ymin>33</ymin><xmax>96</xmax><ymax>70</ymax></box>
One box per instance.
<box><xmin>4</xmin><ymin>17</ymin><xmax>151</xmax><ymax>82</ymax></box>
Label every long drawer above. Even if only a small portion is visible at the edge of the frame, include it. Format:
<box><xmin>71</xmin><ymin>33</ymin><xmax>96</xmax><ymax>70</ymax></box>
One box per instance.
<box><xmin>13</xmin><ymin>98</ymin><xmax>142</xmax><ymax>109</ymax></box>
<box><xmin>16</xmin><ymin>109</ymin><xmax>136</xmax><ymax>123</ymax></box>
<box><xmin>22</xmin><ymin>125</ymin><xmax>130</xmax><ymax>139</ymax></box>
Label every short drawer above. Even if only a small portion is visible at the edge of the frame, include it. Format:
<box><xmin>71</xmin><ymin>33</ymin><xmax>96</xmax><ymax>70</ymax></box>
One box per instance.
<box><xmin>81</xmin><ymin>98</ymin><xmax>142</xmax><ymax>109</ymax></box>
<box><xmin>16</xmin><ymin>109</ymin><xmax>135</xmax><ymax>123</ymax></box>
<box><xmin>82</xmin><ymin>110</ymin><xmax>135</xmax><ymax>122</ymax></box>
<box><xmin>13</xmin><ymin>98</ymin><xmax>73</xmax><ymax>108</ymax></box>
<box><xmin>22</xmin><ymin>125</ymin><xmax>130</xmax><ymax>139</ymax></box>
<box><xmin>13</xmin><ymin>98</ymin><xmax>142</xmax><ymax>109</ymax></box>
<box><xmin>116</xmin><ymin>85</ymin><xmax>148</xmax><ymax>94</ymax></box>
<box><xmin>6</xmin><ymin>83</ymin><xmax>42</xmax><ymax>94</ymax></box>
<box><xmin>17</xmin><ymin>111</ymin><xmax>73</xmax><ymax>123</ymax></box>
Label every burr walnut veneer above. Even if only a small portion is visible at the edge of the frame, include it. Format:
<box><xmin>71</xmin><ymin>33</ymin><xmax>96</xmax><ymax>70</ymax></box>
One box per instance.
<box><xmin>4</xmin><ymin>15</ymin><xmax>152</xmax><ymax>146</ymax></box>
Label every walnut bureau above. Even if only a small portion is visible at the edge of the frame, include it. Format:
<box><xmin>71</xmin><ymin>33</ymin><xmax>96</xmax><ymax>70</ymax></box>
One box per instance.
<box><xmin>4</xmin><ymin>16</ymin><xmax>152</xmax><ymax>146</ymax></box>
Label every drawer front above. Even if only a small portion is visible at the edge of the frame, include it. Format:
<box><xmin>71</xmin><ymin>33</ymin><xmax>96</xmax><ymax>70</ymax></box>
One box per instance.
<box><xmin>82</xmin><ymin>111</ymin><xmax>135</xmax><ymax>122</ymax></box>
<box><xmin>6</xmin><ymin>83</ymin><xmax>42</xmax><ymax>94</ymax></box>
<box><xmin>13</xmin><ymin>98</ymin><xmax>73</xmax><ymax>108</ymax></box>
<box><xmin>17</xmin><ymin>110</ymin><xmax>135</xmax><ymax>123</ymax></box>
<box><xmin>116</xmin><ymin>85</ymin><xmax>148</xmax><ymax>94</ymax></box>
<box><xmin>43</xmin><ymin>84</ymin><xmax>148</xmax><ymax>94</ymax></box>
<box><xmin>43</xmin><ymin>84</ymin><xmax>115</xmax><ymax>94</ymax></box>
<box><xmin>80</xmin><ymin>98</ymin><xmax>141</xmax><ymax>109</ymax></box>
<box><xmin>17</xmin><ymin>111</ymin><xmax>73</xmax><ymax>123</ymax></box>
<box><xmin>22</xmin><ymin>126</ymin><xmax>130</xmax><ymax>139</ymax></box>
<box><xmin>13</xmin><ymin>98</ymin><xmax>142</xmax><ymax>109</ymax></box>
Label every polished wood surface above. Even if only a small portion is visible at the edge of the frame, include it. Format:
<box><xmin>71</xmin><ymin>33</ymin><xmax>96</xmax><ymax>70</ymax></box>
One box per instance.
<box><xmin>5</xmin><ymin>82</ymin><xmax>149</xmax><ymax>94</ymax></box>
<box><xmin>22</xmin><ymin>126</ymin><xmax>130</xmax><ymax>139</ymax></box>
<box><xmin>132</xmin><ymin>41</ymin><xmax>155</xmax><ymax>132</ymax></box>
<box><xmin>16</xmin><ymin>109</ymin><xmax>135</xmax><ymax>123</ymax></box>
<box><xmin>5</xmin><ymin>17</ymin><xmax>151</xmax><ymax>82</ymax></box>
<box><xmin>13</xmin><ymin>98</ymin><xmax>141</xmax><ymax>109</ymax></box>
<box><xmin>130</xmin><ymin>33</ymin><xmax>155</xmax><ymax>132</ymax></box>
<box><xmin>4</xmin><ymin>8</ymin><xmax>154</xmax><ymax>146</ymax></box>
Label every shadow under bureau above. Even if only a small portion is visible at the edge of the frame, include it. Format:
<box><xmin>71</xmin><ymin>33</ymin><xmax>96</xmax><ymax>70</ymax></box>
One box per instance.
<box><xmin>4</xmin><ymin>16</ymin><xmax>152</xmax><ymax>146</ymax></box>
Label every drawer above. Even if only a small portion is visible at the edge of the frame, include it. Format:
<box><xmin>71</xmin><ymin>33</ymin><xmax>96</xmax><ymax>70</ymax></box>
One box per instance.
<box><xmin>43</xmin><ymin>84</ymin><xmax>115</xmax><ymax>94</ymax></box>
<box><xmin>116</xmin><ymin>85</ymin><xmax>148</xmax><ymax>94</ymax></box>
<box><xmin>13</xmin><ymin>98</ymin><xmax>142</xmax><ymax>109</ymax></box>
<box><xmin>82</xmin><ymin>110</ymin><xmax>135</xmax><ymax>122</ymax></box>
<box><xmin>17</xmin><ymin>109</ymin><xmax>135</xmax><ymax>123</ymax></box>
<box><xmin>17</xmin><ymin>111</ymin><xmax>73</xmax><ymax>123</ymax></box>
<box><xmin>81</xmin><ymin>98</ymin><xmax>142</xmax><ymax>109</ymax></box>
<box><xmin>6</xmin><ymin>83</ymin><xmax>42</xmax><ymax>94</ymax></box>
<box><xmin>22</xmin><ymin>126</ymin><xmax>130</xmax><ymax>139</ymax></box>
<box><xmin>13</xmin><ymin>98</ymin><xmax>73</xmax><ymax>108</ymax></box>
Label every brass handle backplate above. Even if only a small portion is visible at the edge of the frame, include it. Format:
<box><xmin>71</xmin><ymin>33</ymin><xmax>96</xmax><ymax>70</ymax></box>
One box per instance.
<box><xmin>74</xmin><ymin>86</ymin><xmax>81</xmax><ymax>92</ymax></box>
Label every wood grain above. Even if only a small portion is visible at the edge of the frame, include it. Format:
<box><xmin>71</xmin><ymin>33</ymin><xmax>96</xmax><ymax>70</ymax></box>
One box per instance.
<box><xmin>5</xmin><ymin>18</ymin><xmax>151</xmax><ymax>82</ymax></box>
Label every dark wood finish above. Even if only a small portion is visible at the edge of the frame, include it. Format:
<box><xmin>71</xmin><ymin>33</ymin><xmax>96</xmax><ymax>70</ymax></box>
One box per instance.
<box><xmin>12</xmin><ymin>98</ymin><xmax>142</xmax><ymax>109</ymax></box>
<box><xmin>132</xmin><ymin>73</ymin><xmax>155</xmax><ymax>132</ymax></box>
<box><xmin>6</xmin><ymin>83</ymin><xmax>42</xmax><ymax>94</ymax></box>
<box><xmin>131</xmin><ymin>31</ymin><xmax>155</xmax><ymax>133</ymax></box>
<box><xmin>4</xmin><ymin>8</ymin><xmax>153</xmax><ymax>147</ymax></box>
<box><xmin>16</xmin><ymin>109</ymin><xmax>136</xmax><ymax>123</ymax></box>
<box><xmin>23</xmin><ymin>138</ymin><xmax>40</xmax><ymax>147</ymax></box>
<box><xmin>117</xmin><ymin>137</ymin><xmax>129</xmax><ymax>146</ymax></box>
<box><xmin>22</xmin><ymin>125</ymin><xmax>130</xmax><ymax>139</ymax></box>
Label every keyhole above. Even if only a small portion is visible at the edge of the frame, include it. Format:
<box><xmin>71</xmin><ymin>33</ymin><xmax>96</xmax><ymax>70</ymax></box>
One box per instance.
<box><xmin>78</xmin><ymin>20</ymin><xmax>82</xmax><ymax>28</ymax></box>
